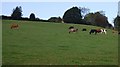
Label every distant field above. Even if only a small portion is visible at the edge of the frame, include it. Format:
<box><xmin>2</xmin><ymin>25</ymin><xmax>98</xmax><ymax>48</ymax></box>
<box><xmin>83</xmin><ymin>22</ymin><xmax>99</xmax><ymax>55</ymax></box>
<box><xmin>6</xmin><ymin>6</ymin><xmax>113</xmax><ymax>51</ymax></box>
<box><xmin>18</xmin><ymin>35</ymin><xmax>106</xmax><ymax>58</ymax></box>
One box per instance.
<box><xmin>2</xmin><ymin>20</ymin><xmax>118</xmax><ymax>65</ymax></box>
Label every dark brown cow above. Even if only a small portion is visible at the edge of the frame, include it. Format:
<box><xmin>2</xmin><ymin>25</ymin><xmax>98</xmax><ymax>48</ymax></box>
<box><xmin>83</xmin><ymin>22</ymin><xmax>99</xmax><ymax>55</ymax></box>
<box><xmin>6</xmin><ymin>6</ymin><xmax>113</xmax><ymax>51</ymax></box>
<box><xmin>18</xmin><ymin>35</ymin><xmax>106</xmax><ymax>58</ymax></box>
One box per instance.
<box><xmin>96</xmin><ymin>29</ymin><xmax>101</xmax><ymax>33</ymax></box>
<box><xmin>11</xmin><ymin>23</ymin><xmax>19</xmax><ymax>29</ymax></box>
<box><xmin>89</xmin><ymin>29</ymin><xmax>101</xmax><ymax>35</ymax></box>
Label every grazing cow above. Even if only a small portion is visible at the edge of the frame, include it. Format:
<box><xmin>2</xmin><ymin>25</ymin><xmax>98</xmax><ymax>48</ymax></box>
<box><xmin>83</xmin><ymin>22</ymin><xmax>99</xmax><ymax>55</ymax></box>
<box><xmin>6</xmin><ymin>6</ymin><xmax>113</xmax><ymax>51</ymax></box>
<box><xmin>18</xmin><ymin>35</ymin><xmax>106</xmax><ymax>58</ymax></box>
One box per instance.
<box><xmin>69</xmin><ymin>28</ymin><xmax>78</xmax><ymax>34</ymax></box>
<box><xmin>68</xmin><ymin>26</ymin><xmax>78</xmax><ymax>34</ymax></box>
<box><xmin>82</xmin><ymin>28</ymin><xmax>87</xmax><ymax>31</ymax></box>
<box><xmin>89</xmin><ymin>29</ymin><xmax>107</xmax><ymax>35</ymax></box>
<box><xmin>11</xmin><ymin>23</ymin><xmax>19</xmax><ymax>29</ymax></box>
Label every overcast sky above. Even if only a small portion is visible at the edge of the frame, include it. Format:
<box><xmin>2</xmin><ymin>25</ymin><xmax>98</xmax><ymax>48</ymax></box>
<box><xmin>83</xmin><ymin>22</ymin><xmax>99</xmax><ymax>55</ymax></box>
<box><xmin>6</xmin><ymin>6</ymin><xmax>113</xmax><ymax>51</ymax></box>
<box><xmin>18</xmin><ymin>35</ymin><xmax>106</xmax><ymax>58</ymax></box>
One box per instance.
<box><xmin>1</xmin><ymin>0</ymin><xmax>119</xmax><ymax>25</ymax></box>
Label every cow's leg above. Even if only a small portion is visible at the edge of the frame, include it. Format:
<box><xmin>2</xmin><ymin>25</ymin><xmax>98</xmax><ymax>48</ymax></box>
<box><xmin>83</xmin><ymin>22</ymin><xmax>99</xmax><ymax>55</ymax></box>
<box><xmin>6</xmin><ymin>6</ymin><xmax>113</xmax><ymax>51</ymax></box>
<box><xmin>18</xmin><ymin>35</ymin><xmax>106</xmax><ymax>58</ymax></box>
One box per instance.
<box><xmin>16</xmin><ymin>27</ymin><xmax>19</xmax><ymax>29</ymax></box>
<box><xmin>95</xmin><ymin>31</ymin><xmax>97</xmax><ymax>35</ymax></box>
<box><xmin>89</xmin><ymin>31</ymin><xmax>91</xmax><ymax>34</ymax></box>
<box><xmin>69</xmin><ymin>31</ymin><xmax>71</xmax><ymax>34</ymax></box>
<box><xmin>104</xmin><ymin>31</ymin><xmax>106</xmax><ymax>34</ymax></box>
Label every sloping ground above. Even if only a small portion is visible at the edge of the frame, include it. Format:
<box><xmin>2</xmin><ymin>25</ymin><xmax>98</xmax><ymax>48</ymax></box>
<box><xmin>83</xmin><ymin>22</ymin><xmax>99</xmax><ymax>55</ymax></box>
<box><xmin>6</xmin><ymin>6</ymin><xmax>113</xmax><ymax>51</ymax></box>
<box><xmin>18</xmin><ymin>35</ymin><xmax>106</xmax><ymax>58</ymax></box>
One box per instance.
<box><xmin>2</xmin><ymin>20</ymin><xmax>118</xmax><ymax>65</ymax></box>
<box><xmin>0</xmin><ymin>20</ymin><xmax>2</xmax><ymax>66</ymax></box>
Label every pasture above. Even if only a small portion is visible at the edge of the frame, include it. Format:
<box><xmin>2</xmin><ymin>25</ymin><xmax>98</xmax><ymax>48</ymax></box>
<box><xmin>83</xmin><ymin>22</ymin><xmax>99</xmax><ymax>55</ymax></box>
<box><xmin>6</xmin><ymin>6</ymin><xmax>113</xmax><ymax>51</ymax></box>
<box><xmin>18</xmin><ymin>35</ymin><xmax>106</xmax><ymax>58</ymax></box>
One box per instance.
<box><xmin>2</xmin><ymin>20</ymin><xmax>118</xmax><ymax>65</ymax></box>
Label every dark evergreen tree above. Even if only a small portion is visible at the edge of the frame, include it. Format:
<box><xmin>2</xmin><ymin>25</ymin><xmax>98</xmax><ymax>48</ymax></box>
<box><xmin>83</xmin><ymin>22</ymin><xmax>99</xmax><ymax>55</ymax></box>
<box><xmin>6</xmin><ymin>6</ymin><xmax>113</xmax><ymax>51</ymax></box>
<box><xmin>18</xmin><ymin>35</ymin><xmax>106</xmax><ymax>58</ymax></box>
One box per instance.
<box><xmin>63</xmin><ymin>7</ymin><xmax>82</xmax><ymax>24</ymax></box>
<box><xmin>29</xmin><ymin>13</ymin><xmax>35</xmax><ymax>20</ymax></box>
<box><xmin>84</xmin><ymin>13</ymin><xmax>95</xmax><ymax>25</ymax></box>
<box><xmin>11</xmin><ymin>6</ymin><xmax>22</xmax><ymax>20</ymax></box>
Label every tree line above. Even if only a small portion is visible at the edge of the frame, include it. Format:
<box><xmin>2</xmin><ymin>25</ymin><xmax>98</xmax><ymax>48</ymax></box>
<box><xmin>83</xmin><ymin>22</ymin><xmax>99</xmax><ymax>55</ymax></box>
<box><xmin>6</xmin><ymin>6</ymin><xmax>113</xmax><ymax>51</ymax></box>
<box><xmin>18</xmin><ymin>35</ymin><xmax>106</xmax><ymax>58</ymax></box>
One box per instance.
<box><xmin>1</xmin><ymin>6</ymin><xmax>119</xmax><ymax>30</ymax></box>
<box><xmin>1</xmin><ymin>6</ymin><xmax>49</xmax><ymax>22</ymax></box>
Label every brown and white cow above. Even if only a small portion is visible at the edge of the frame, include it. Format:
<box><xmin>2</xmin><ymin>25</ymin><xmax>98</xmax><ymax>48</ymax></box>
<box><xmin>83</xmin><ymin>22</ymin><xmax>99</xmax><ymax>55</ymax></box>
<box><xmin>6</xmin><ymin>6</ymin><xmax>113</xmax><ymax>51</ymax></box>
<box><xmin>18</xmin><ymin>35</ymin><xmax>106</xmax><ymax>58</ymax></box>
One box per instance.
<box><xmin>68</xmin><ymin>26</ymin><xmax>78</xmax><ymax>34</ymax></box>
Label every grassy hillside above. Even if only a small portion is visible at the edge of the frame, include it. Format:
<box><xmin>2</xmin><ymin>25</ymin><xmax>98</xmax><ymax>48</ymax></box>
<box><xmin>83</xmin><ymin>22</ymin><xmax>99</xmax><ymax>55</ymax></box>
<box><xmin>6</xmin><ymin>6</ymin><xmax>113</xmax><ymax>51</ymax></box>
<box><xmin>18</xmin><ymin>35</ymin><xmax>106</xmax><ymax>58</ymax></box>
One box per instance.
<box><xmin>0</xmin><ymin>20</ymin><xmax>2</xmax><ymax>66</ymax></box>
<box><xmin>2</xmin><ymin>20</ymin><xmax>118</xmax><ymax>65</ymax></box>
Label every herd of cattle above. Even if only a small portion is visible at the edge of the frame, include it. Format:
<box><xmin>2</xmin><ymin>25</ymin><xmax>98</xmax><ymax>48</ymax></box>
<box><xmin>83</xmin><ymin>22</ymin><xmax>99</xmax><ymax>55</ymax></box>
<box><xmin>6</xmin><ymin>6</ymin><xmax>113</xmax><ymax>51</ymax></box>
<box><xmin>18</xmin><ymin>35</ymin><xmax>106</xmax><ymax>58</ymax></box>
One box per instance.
<box><xmin>10</xmin><ymin>23</ymin><xmax>119</xmax><ymax>35</ymax></box>
<box><xmin>68</xmin><ymin>26</ymin><xmax>107</xmax><ymax>35</ymax></box>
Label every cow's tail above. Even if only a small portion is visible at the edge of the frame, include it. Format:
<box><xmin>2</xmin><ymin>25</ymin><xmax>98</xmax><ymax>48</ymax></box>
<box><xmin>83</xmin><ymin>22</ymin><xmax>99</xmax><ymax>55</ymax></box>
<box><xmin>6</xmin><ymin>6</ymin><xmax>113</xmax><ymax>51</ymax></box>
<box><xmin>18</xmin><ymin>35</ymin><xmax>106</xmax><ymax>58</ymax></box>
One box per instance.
<box><xmin>95</xmin><ymin>31</ymin><xmax>97</xmax><ymax>35</ymax></box>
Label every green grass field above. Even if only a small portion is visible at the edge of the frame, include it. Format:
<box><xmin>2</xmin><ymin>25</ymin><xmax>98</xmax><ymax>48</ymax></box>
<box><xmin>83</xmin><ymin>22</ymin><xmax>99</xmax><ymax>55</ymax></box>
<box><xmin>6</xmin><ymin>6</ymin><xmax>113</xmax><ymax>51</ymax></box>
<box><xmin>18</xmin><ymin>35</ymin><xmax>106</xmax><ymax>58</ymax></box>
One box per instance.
<box><xmin>0</xmin><ymin>20</ymin><xmax>2</xmax><ymax>66</ymax></box>
<box><xmin>2</xmin><ymin>20</ymin><xmax>118</xmax><ymax>65</ymax></box>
